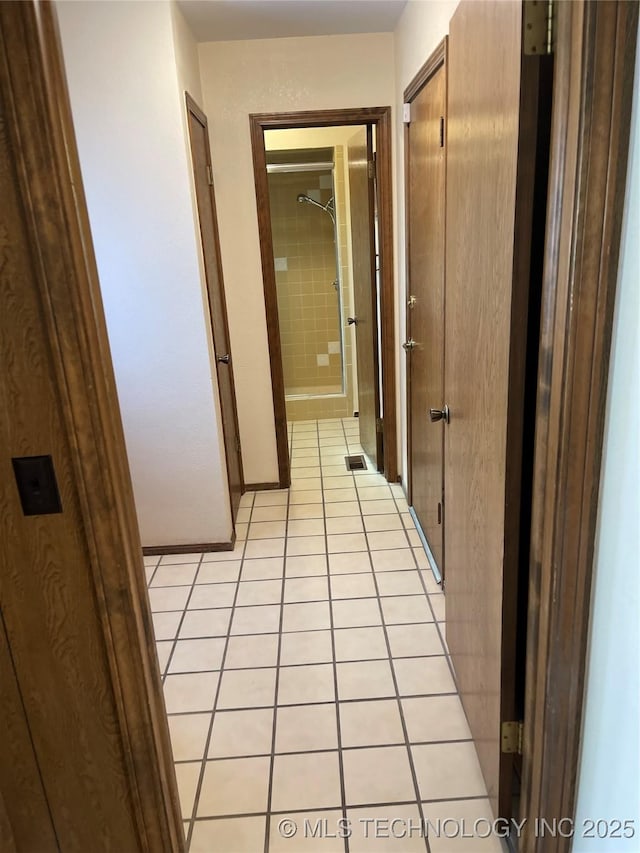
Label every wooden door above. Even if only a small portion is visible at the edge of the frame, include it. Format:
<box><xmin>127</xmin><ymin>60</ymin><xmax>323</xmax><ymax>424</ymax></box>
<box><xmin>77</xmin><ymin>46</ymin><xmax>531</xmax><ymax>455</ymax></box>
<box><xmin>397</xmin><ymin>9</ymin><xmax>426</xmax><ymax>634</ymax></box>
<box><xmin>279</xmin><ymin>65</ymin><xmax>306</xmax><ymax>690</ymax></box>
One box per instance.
<box><xmin>445</xmin><ymin>0</ymin><xmax>542</xmax><ymax>818</ymax></box>
<box><xmin>186</xmin><ymin>96</ymin><xmax>244</xmax><ymax>519</ymax></box>
<box><xmin>347</xmin><ymin>126</ymin><xmax>382</xmax><ymax>468</ymax></box>
<box><xmin>406</xmin><ymin>63</ymin><xmax>446</xmax><ymax>574</ymax></box>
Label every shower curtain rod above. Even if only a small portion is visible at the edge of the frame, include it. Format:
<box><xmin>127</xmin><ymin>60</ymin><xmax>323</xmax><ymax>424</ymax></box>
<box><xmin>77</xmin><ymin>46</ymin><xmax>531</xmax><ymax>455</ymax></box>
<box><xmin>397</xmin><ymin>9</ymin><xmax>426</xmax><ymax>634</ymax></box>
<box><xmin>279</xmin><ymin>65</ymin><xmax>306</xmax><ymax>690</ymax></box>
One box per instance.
<box><xmin>266</xmin><ymin>161</ymin><xmax>334</xmax><ymax>174</ymax></box>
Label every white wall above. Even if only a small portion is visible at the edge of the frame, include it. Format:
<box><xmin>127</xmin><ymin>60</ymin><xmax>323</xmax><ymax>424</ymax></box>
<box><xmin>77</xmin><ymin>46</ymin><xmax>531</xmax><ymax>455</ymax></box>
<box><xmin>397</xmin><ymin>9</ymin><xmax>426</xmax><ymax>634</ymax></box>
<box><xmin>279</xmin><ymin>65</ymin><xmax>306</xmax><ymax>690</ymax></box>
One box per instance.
<box><xmin>57</xmin><ymin>0</ymin><xmax>232</xmax><ymax>547</ymax></box>
<box><xmin>198</xmin><ymin>33</ymin><xmax>395</xmax><ymax>484</ymax></box>
<box><xmin>393</xmin><ymin>0</ymin><xmax>459</xmax><ymax>485</ymax></box>
<box><xmin>573</xmin><ymin>36</ymin><xmax>640</xmax><ymax>849</ymax></box>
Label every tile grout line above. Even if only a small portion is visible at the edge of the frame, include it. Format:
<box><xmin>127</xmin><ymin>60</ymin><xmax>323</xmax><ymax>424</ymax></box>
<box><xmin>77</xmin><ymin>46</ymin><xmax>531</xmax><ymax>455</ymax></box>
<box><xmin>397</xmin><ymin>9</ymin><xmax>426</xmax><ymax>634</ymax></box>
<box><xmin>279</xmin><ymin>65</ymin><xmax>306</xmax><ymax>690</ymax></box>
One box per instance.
<box><xmin>262</xmin><ymin>430</ymin><xmax>293</xmax><ymax>853</ymax></box>
<box><xmin>185</xmin><ymin>490</ymin><xmax>256</xmax><ymax>851</ymax></box>
<box><xmin>349</xmin><ymin>423</ymin><xmax>432</xmax><ymax>853</ymax></box>
<box><xmin>160</xmin><ymin>552</ymin><xmax>206</xmax><ymax>687</ymax></box>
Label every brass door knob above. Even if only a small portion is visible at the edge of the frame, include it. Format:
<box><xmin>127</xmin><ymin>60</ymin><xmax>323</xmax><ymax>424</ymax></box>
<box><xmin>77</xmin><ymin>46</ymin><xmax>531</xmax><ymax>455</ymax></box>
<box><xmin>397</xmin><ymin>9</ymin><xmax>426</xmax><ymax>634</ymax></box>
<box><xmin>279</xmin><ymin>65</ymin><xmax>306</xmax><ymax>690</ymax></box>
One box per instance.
<box><xmin>429</xmin><ymin>405</ymin><xmax>450</xmax><ymax>424</ymax></box>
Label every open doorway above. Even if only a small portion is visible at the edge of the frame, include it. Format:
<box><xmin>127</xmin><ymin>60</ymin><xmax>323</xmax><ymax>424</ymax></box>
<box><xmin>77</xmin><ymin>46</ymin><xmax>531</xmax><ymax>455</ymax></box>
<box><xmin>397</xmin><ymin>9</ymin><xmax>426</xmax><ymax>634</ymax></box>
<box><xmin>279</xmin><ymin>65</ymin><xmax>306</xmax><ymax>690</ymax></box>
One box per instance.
<box><xmin>250</xmin><ymin>108</ymin><xmax>397</xmax><ymax>488</ymax></box>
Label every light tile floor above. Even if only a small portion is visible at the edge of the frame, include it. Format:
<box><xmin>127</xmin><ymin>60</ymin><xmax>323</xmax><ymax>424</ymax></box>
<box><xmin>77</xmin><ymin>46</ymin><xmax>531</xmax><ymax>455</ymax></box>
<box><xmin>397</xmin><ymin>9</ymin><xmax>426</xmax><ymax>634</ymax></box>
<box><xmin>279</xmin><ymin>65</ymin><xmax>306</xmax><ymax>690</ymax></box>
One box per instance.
<box><xmin>145</xmin><ymin>418</ymin><xmax>503</xmax><ymax>852</ymax></box>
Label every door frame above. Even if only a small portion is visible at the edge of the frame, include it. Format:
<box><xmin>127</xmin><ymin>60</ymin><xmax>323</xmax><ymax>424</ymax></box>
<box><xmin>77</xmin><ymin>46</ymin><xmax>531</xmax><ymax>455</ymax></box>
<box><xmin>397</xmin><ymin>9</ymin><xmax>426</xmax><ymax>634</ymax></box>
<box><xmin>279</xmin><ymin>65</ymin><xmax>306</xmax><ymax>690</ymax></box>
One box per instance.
<box><xmin>403</xmin><ymin>37</ymin><xmax>448</xmax><ymax>575</ymax></box>
<box><xmin>249</xmin><ymin>107</ymin><xmax>397</xmax><ymax>487</ymax></box>
<box><xmin>185</xmin><ymin>92</ymin><xmax>245</xmax><ymax>523</ymax></box>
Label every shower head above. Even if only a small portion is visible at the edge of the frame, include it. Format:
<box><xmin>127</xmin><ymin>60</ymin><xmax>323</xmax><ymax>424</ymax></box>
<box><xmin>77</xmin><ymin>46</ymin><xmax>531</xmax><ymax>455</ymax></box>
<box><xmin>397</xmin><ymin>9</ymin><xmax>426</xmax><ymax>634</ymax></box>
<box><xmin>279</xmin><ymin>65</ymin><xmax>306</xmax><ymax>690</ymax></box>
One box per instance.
<box><xmin>296</xmin><ymin>193</ymin><xmax>336</xmax><ymax>224</ymax></box>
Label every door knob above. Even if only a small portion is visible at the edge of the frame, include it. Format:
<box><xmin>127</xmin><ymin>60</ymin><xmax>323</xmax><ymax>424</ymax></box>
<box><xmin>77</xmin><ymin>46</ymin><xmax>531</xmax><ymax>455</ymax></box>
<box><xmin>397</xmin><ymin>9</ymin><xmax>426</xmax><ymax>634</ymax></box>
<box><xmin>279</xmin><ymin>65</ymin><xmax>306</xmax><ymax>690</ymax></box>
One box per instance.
<box><xmin>217</xmin><ymin>354</ymin><xmax>231</xmax><ymax>364</ymax></box>
<box><xmin>347</xmin><ymin>317</ymin><xmax>358</xmax><ymax>326</ymax></box>
<box><xmin>402</xmin><ymin>339</ymin><xmax>417</xmax><ymax>351</ymax></box>
<box><xmin>429</xmin><ymin>405</ymin><xmax>450</xmax><ymax>424</ymax></box>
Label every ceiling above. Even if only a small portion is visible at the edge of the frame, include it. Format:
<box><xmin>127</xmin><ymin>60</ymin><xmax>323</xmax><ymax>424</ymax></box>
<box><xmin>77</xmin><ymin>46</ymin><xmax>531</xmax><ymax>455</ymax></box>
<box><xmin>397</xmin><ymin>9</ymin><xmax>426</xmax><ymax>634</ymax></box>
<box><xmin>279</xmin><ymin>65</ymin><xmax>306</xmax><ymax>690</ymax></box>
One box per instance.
<box><xmin>177</xmin><ymin>0</ymin><xmax>408</xmax><ymax>43</ymax></box>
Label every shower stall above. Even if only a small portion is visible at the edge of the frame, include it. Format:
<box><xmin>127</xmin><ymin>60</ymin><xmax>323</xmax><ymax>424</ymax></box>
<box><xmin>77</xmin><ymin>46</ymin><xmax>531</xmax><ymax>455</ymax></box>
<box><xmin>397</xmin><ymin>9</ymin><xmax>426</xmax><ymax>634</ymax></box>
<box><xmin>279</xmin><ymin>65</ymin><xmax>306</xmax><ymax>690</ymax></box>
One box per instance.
<box><xmin>266</xmin><ymin>146</ymin><xmax>354</xmax><ymax>420</ymax></box>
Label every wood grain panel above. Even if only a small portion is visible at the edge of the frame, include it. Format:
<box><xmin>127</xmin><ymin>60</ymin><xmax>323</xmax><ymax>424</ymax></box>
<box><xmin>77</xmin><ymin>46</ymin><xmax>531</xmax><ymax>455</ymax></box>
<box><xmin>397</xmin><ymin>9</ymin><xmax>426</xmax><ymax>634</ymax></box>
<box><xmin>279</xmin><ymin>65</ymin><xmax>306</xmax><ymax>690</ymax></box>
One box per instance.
<box><xmin>187</xmin><ymin>94</ymin><xmax>244</xmax><ymax>520</ymax></box>
<box><xmin>348</xmin><ymin>126</ymin><xmax>380</xmax><ymax>467</ymax></box>
<box><xmin>0</xmin><ymin>3</ymin><xmax>183</xmax><ymax>849</ymax></box>
<box><xmin>406</xmin><ymin>60</ymin><xmax>446</xmax><ymax>572</ymax></box>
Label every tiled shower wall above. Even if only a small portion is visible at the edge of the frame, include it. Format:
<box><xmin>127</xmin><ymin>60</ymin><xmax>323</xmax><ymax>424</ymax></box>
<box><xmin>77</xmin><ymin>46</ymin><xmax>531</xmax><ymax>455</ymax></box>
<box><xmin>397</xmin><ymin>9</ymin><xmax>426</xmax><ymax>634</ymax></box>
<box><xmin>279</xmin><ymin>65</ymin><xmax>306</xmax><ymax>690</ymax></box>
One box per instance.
<box><xmin>268</xmin><ymin>151</ymin><xmax>354</xmax><ymax>421</ymax></box>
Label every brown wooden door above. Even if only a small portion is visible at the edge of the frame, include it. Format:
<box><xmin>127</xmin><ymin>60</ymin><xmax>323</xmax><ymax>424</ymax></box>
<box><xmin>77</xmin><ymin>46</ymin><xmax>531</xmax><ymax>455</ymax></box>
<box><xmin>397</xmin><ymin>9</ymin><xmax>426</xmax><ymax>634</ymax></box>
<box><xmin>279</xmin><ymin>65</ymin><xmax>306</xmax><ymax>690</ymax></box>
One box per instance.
<box><xmin>186</xmin><ymin>96</ymin><xmax>244</xmax><ymax>520</ymax></box>
<box><xmin>347</xmin><ymin>126</ymin><xmax>382</xmax><ymax>468</ymax></box>
<box><xmin>406</xmin><ymin>64</ymin><xmax>446</xmax><ymax>574</ymax></box>
<box><xmin>445</xmin><ymin>0</ymin><xmax>541</xmax><ymax>819</ymax></box>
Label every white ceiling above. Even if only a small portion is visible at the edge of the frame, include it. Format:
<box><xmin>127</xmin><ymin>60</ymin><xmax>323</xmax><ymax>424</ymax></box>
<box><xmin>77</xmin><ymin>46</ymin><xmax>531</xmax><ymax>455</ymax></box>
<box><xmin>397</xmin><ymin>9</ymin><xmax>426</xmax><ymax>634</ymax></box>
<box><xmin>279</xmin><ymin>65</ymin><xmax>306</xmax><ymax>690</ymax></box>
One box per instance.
<box><xmin>177</xmin><ymin>0</ymin><xmax>408</xmax><ymax>43</ymax></box>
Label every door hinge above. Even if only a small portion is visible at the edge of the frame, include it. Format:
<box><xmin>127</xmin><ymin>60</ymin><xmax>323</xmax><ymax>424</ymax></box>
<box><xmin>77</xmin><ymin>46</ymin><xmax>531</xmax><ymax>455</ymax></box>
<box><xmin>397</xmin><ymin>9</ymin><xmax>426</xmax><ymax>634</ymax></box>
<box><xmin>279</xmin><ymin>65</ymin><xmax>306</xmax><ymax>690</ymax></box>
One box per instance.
<box><xmin>368</xmin><ymin>159</ymin><xmax>375</xmax><ymax>180</ymax></box>
<box><xmin>523</xmin><ymin>0</ymin><xmax>554</xmax><ymax>55</ymax></box>
<box><xmin>206</xmin><ymin>164</ymin><xmax>214</xmax><ymax>186</ymax></box>
<box><xmin>376</xmin><ymin>417</ymin><xmax>383</xmax><ymax>434</ymax></box>
<box><xmin>403</xmin><ymin>102</ymin><xmax>411</xmax><ymax>124</ymax></box>
<box><xmin>439</xmin><ymin>116</ymin><xmax>445</xmax><ymax>148</ymax></box>
<box><xmin>501</xmin><ymin>721</ymin><xmax>524</xmax><ymax>754</ymax></box>
<box><xmin>437</xmin><ymin>501</ymin><xmax>442</xmax><ymax>525</ymax></box>
<box><xmin>235</xmin><ymin>436</ymin><xmax>241</xmax><ymax>454</ymax></box>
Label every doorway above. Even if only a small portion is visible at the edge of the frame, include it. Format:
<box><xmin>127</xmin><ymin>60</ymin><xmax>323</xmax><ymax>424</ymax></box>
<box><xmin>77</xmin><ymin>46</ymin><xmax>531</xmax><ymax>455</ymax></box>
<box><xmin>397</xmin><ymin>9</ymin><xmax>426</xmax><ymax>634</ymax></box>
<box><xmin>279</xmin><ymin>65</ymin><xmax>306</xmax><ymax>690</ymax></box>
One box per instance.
<box><xmin>250</xmin><ymin>108</ymin><xmax>397</xmax><ymax>488</ymax></box>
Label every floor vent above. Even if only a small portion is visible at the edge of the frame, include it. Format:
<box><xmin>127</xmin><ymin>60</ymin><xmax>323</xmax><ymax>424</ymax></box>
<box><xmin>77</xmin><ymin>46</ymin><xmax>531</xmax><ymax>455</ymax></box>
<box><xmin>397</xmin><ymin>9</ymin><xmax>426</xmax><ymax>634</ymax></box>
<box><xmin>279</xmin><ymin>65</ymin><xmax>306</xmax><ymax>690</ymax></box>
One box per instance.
<box><xmin>345</xmin><ymin>455</ymin><xmax>367</xmax><ymax>471</ymax></box>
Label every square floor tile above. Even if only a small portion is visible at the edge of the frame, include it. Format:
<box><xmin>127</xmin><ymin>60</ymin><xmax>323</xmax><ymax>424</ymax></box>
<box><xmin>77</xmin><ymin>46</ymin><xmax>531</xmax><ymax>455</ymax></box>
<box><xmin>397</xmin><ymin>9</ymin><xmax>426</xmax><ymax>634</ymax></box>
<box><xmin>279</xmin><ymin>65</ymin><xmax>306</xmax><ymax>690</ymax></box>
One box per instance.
<box><xmin>363</xmin><ymin>514</ymin><xmax>404</xmax><ymax>532</ymax></box>
<box><xmin>179</xmin><ymin>608</ymin><xmax>232</xmax><ymax>639</ymax></box>
<box><xmin>230</xmin><ymin>604</ymin><xmax>281</xmax><ymax>635</ymax></box>
<box><xmin>241</xmin><ymin>557</ymin><xmax>285</xmax><ymax>581</ymax></box>
<box><xmin>420</xmin><ymin>566</ymin><xmax>443</xmax><ymax>595</ymax></box>
<box><xmin>328</xmin><ymin>533</ymin><xmax>368</xmax><ymax>554</ymax></box>
<box><xmin>251</xmin><ymin>505</ymin><xmax>288</xmax><ymax>522</ymax></box>
<box><xmin>245</xmin><ymin>538</ymin><xmax>285</xmax><ymax>559</ymax></box>
<box><xmin>361</xmin><ymin>499</ymin><xmax>398</xmax><ymax>515</ymax></box>
<box><xmin>323</xmin><ymin>476</ymin><xmax>354</xmax><ymax>492</ymax></box>
<box><xmin>412</xmin><ymin>741</ymin><xmax>487</xmax><ymax>800</ymax></box>
<box><xmin>190</xmin><ymin>816</ymin><xmax>267</xmax><ymax>853</ymax></box>
<box><xmin>289</xmin><ymin>490</ymin><xmax>323</xmax><ymax>505</ymax></box>
<box><xmin>285</xmin><ymin>554</ymin><xmax>328</xmax><ymax>578</ymax></box>
<box><xmin>371</xmin><ymin>550</ymin><xmax>416</xmax><ymax>572</ymax></box>
<box><xmin>328</xmin><ymin>552</ymin><xmax>372</xmax><ymax>575</ymax></box>
<box><xmin>159</xmin><ymin>553</ymin><xmax>201</xmax><ymax>566</ymax></box>
<box><xmin>155</xmin><ymin>641</ymin><xmax>172</xmax><ymax>673</ymax></box>
<box><xmin>430</xmin><ymin>594</ymin><xmax>445</xmax><ymax>622</ymax></box>
<box><xmin>291</xmin><ymin>466</ymin><xmax>321</xmax><ymax>479</ymax></box>
<box><xmin>288</xmin><ymin>504</ymin><xmax>325</xmax><ymax>520</ymax></box>
<box><xmin>336</xmin><ymin>659</ymin><xmax>395</xmax><ymax>700</ymax></box>
<box><xmin>225</xmin><ymin>633</ymin><xmax>279</xmax><ymax>669</ymax></box>
<box><xmin>284</xmin><ymin>576</ymin><xmax>329</xmax><ymax>603</ymax></box>
<box><xmin>271</xmin><ymin>751</ymin><xmax>341</xmax><ymax>811</ymax></box>
<box><xmin>332</xmin><ymin>598</ymin><xmax>381</xmax><ymax>629</ymax></box>
<box><xmin>174</xmin><ymin>761</ymin><xmax>200</xmax><ymax>819</ymax></box>
<box><xmin>324</xmin><ymin>488</ymin><xmax>358</xmax><ymax>503</ymax></box>
<box><xmin>387</xmin><ymin>624</ymin><xmax>444</xmax><ymax>658</ymax></box>
<box><xmin>168</xmin><ymin>638</ymin><xmax>225</xmax><ymax>673</ymax></box>
<box><xmin>343</xmin><ymin>746</ymin><xmax>415</xmax><ymax>806</ymax></box>
<box><xmin>188</xmin><ymin>582</ymin><xmax>237</xmax><ymax>609</ymax></box>
<box><xmin>236</xmin><ymin>579</ymin><xmax>282</xmax><ymax>607</ymax></box>
<box><xmin>280</xmin><ymin>630</ymin><xmax>333</xmax><ymax>666</ymax></box>
<box><xmin>208</xmin><ymin>707</ymin><xmax>274</xmax><ymax>757</ymax></box>
<box><xmin>167</xmin><ymin>712</ymin><xmax>210</xmax><ymax>761</ymax></box>
<box><xmin>152</xmin><ymin>611</ymin><xmax>182</xmax><ymax>641</ymax></box>
<box><xmin>217</xmin><ymin>667</ymin><xmax>277</xmax><ymax>709</ymax></box>
<box><xmin>248</xmin><ymin>520</ymin><xmax>287</xmax><ymax>539</ymax></box>
<box><xmin>421</xmin><ymin>799</ymin><xmax>503</xmax><ymax>853</ymax></box>
<box><xmin>324</xmin><ymin>501</ymin><xmax>360</xmax><ymax>517</ymax></box>
<box><xmin>253</xmin><ymin>491</ymin><xmax>289</xmax><ymax>507</ymax></box>
<box><xmin>197</xmin><ymin>756</ymin><xmax>271</xmax><ymax>816</ymax></box>
<box><xmin>195</xmin><ymin>560</ymin><xmax>242</xmax><ymax>584</ymax></box>
<box><xmin>333</xmin><ymin>626</ymin><xmax>389</xmax><ymax>662</ymax></box>
<box><xmin>367</xmin><ymin>531</ymin><xmax>410</xmax><ymax>552</ymax></box>
<box><xmin>163</xmin><ymin>672</ymin><xmax>219</xmax><ymax>713</ymax></box>
<box><xmin>286</xmin><ymin>536</ymin><xmax>326</xmax><ymax>557</ymax></box>
<box><xmin>235</xmin><ymin>523</ymin><xmax>248</xmax><ymax>541</ymax></box>
<box><xmin>325</xmin><ymin>515</ymin><xmax>364</xmax><ymax>535</ymax></box>
<box><xmin>275</xmin><ymin>703</ymin><xmax>338</xmax><ymax>752</ymax></box>
<box><xmin>376</xmin><ymin>571</ymin><xmax>424</xmax><ymax>597</ymax></box>
<box><xmin>392</xmin><ymin>656</ymin><xmax>456</xmax><ymax>697</ymax></box>
<box><xmin>278</xmin><ymin>663</ymin><xmax>335</xmax><ymax>704</ymax></box>
<box><xmin>357</xmin><ymin>486</ymin><xmax>393</xmax><ymax>502</ymax></box>
<box><xmin>402</xmin><ymin>695</ymin><xmax>472</xmax><ymax>743</ymax></box>
<box><xmin>282</xmin><ymin>601</ymin><xmax>331</xmax><ymax>632</ymax></box>
<box><xmin>381</xmin><ymin>595</ymin><xmax>433</xmax><ymax>625</ymax></box>
<box><xmin>291</xmin><ymin>479</ymin><xmax>323</xmax><ymax>493</ymax></box>
<box><xmin>347</xmin><ymin>804</ymin><xmax>426</xmax><ymax>852</ymax></box>
<box><xmin>269</xmin><ymin>810</ymin><xmax>345</xmax><ymax>853</ymax></box>
<box><xmin>288</xmin><ymin>518</ymin><xmax>325</xmax><ymax>537</ymax></box>
<box><xmin>151</xmin><ymin>564</ymin><xmax>199</xmax><ymax>587</ymax></box>
<box><xmin>148</xmin><ymin>586</ymin><xmax>191</xmax><ymax>613</ymax></box>
<box><xmin>202</xmin><ymin>546</ymin><xmax>244</xmax><ymax>562</ymax></box>
<box><xmin>340</xmin><ymin>699</ymin><xmax>404</xmax><ymax>747</ymax></box>
<box><xmin>330</xmin><ymin>573</ymin><xmax>377</xmax><ymax>600</ymax></box>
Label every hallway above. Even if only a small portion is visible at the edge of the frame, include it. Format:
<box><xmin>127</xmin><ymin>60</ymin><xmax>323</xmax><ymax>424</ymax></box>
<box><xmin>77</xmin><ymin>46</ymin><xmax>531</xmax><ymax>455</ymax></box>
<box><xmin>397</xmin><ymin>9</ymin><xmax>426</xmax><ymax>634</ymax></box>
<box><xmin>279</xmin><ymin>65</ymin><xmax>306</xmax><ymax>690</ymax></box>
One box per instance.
<box><xmin>147</xmin><ymin>418</ymin><xmax>501</xmax><ymax>852</ymax></box>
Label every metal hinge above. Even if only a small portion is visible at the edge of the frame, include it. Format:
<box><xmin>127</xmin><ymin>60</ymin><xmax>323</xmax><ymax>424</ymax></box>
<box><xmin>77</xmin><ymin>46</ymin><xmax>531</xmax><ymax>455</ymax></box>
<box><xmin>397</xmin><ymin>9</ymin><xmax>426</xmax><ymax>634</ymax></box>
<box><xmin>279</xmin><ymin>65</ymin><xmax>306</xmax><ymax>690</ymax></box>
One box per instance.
<box><xmin>368</xmin><ymin>159</ymin><xmax>375</xmax><ymax>180</ymax></box>
<box><xmin>439</xmin><ymin>116</ymin><xmax>445</xmax><ymax>148</ymax></box>
<box><xmin>501</xmin><ymin>721</ymin><xmax>524</xmax><ymax>754</ymax></box>
<box><xmin>403</xmin><ymin>103</ymin><xmax>411</xmax><ymax>124</ymax></box>
<box><xmin>523</xmin><ymin>0</ymin><xmax>554</xmax><ymax>55</ymax></box>
<box><xmin>235</xmin><ymin>436</ymin><xmax>241</xmax><ymax>454</ymax></box>
<box><xmin>408</xmin><ymin>295</ymin><xmax>417</xmax><ymax>309</ymax></box>
<box><xmin>206</xmin><ymin>164</ymin><xmax>214</xmax><ymax>186</ymax></box>
<box><xmin>376</xmin><ymin>417</ymin><xmax>383</xmax><ymax>433</ymax></box>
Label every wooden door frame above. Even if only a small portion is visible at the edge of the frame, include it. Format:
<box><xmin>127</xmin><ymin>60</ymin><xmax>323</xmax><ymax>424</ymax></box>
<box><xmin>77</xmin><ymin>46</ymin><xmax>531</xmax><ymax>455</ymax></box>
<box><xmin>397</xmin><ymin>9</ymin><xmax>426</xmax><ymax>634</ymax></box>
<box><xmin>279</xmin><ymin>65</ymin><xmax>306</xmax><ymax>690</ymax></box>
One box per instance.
<box><xmin>403</xmin><ymin>37</ymin><xmax>448</xmax><ymax>571</ymax></box>
<box><xmin>521</xmin><ymin>1</ymin><xmax>637</xmax><ymax>849</ymax></box>
<box><xmin>249</xmin><ymin>107</ymin><xmax>397</xmax><ymax>487</ymax></box>
<box><xmin>185</xmin><ymin>92</ymin><xmax>245</xmax><ymax>521</ymax></box>
<box><xmin>0</xmin><ymin>2</ymin><xmax>183</xmax><ymax>849</ymax></box>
